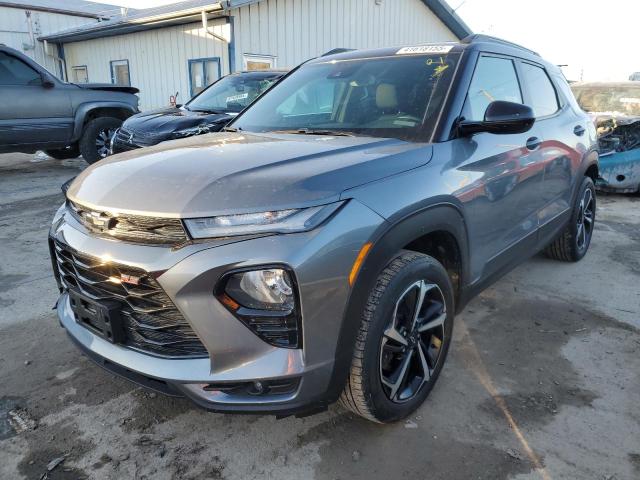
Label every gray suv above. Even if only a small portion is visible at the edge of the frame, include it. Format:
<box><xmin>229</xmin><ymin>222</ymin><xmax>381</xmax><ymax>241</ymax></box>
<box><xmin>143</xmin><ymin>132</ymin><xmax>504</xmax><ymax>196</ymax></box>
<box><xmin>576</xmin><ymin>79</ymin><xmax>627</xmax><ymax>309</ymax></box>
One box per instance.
<box><xmin>49</xmin><ymin>35</ymin><xmax>598</xmax><ymax>423</ymax></box>
<box><xmin>0</xmin><ymin>44</ymin><xmax>139</xmax><ymax>163</ymax></box>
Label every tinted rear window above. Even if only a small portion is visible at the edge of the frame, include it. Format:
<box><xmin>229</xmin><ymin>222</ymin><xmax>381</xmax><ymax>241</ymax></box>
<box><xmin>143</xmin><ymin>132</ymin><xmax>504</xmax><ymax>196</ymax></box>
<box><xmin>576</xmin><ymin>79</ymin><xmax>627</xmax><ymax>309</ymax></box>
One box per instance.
<box><xmin>521</xmin><ymin>63</ymin><xmax>559</xmax><ymax>117</ymax></box>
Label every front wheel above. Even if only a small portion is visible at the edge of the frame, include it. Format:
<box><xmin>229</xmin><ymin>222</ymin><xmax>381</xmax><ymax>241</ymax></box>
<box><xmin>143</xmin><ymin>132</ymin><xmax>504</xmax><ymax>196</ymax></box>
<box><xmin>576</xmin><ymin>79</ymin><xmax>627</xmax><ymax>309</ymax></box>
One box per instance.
<box><xmin>79</xmin><ymin>117</ymin><xmax>122</xmax><ymax>164</ymax></box>
<box><xmin>340</xmin><ymin>251</ymin><xmax>454</xmax><ymax>423</ymax></box>
<box><xmin>545</xmin><ymin>176</ymin><xmax>596</xmax><ymax>262</ymax></box>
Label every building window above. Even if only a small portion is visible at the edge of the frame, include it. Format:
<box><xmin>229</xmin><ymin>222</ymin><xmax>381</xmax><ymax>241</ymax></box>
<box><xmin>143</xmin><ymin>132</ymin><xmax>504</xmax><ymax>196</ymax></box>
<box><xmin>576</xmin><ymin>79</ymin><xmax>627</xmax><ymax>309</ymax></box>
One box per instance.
<box><xmin>72</xmin><ymin>65</ymin><xmax>88</xmax><ymax>83</ymax></box>
<box><xmin>188</xmin><ymin>57</ymin><xmax>221</xmax><ymax>97</ymax></box>
<box><xmin>110</xmin><ymin>59</ymin><xmax>130</xmax><ymax>86</ymax></box>
<box><xmin>242</xmin><ymin>54</ymin><xmax>276</xmax><ymax>71</ymax></box>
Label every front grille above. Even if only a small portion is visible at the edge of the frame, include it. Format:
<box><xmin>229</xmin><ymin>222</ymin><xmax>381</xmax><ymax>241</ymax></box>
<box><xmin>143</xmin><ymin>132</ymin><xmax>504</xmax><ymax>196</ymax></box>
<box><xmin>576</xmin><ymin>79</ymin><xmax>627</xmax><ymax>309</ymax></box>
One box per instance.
<box><xmin>114</xmin><ymin>127</ymin><xmax>155</xmax><ymax>147</ymax></box>
<box><xmin>114</xmin><ymin>127</ymin><xmax>162</xmax><ymax>149</ymax></box>
<box><xmin>53</xmin><ymin>239</ymin><xmax>208</xmax><ymax>358</ymax></box>
<box><xmin>67</xmin><ymin>200</ymin><xmax>188</xmax><ymax>246</ymax></box>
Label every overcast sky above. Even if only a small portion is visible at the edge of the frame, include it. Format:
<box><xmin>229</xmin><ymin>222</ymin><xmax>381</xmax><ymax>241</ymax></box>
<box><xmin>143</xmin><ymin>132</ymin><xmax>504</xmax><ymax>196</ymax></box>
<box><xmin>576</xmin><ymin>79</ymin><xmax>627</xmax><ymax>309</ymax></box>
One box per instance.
<box><xmin>90</xmin><ymin>0</ymin><xmax>637</xmax><ymax>82</ymax></box>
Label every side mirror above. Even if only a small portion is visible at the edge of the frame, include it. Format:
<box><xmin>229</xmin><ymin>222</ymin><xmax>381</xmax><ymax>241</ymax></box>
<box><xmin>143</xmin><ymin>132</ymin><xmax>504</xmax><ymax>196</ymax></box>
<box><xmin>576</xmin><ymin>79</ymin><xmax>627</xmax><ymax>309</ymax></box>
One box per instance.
<box><xmin>40</xmin><ymin>72</ymin><xmax>55</xmax><ymax>89</ymax></box>
<box><xmin>458</xmin><ymin>101</ymin><xmax>535</xmax><ymax>136</ymax></box>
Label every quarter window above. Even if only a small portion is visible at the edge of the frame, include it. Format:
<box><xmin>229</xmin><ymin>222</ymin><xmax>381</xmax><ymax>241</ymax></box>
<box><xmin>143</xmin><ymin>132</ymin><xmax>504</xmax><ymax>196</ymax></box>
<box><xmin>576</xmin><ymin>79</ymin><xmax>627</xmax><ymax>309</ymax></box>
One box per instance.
<box><xmin>0</xmin><ymin>52</ymin><xmax>41</xmax><ymax>85</ymax></box>
<box><xmin>521</xmin><ymin>63</ymin><xmax>559</xmax><ymax>117</ymax></box>
<box><xmin>462</xmin><ymin>56</ymin><xmax>522</xmax><ymax>122</ymax></box>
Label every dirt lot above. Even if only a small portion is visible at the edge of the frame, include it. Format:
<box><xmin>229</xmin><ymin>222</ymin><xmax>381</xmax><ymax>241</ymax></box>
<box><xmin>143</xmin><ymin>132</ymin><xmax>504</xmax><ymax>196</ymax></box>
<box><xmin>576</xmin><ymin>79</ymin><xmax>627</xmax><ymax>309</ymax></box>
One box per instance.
<box><xmin>0</xmin><ymin>152</ymin><xmax>639</xmax><ymax>480</ymax></box>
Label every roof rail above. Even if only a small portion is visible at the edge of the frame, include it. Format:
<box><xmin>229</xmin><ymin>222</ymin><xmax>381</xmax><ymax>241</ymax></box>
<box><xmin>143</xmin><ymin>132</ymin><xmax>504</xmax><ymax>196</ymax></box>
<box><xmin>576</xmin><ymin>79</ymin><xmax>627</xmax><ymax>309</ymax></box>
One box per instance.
<box><xmin>461</xmin><ymin>34</ymin><xmax>539</xmax><ymax>56</ymax></box>
<box><xmin>321</xmin><ymin>48</ymin><xmax>355</xmax><ymax>57</ymax></box>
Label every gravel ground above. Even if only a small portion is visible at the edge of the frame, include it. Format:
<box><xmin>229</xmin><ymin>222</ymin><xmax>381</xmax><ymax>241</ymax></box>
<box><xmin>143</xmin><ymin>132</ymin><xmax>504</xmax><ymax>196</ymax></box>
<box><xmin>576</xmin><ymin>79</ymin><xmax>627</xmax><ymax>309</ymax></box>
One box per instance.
<box><xmin>0</xmin><ymin>152</ymin><xmax>639</xmax><ymax>480</ymax></box>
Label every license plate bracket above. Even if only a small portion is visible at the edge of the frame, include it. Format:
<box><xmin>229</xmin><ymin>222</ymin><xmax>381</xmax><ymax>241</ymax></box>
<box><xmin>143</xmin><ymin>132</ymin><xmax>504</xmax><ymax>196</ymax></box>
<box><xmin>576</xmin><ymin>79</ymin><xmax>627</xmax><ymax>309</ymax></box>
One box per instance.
<box><xmin>68</xmin><ymin>289</ymin><xmax>125</xmax><ymax>344</ymax></box>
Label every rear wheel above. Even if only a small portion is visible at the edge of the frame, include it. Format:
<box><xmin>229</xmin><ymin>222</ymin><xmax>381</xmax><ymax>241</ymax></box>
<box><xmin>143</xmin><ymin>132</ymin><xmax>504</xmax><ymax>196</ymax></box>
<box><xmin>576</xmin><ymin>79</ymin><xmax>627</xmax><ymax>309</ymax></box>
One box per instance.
<box><xmin>79</xmin><ymin>117</ymin><xmax>121</xmax><ymax>164</ymax></box>
<box><xmin>340</xmin><ymin>251</ymin><xmax>454</xmax><ymax>423</ymax></box>
<box><xmin>545</xmin><ymin>176</ymin><xmax>596</xmax><ymax>262</ymax></box>
<box><xmin>45</xmin><ymin>145</ymin><xmax>80</xmax><ymax>160</ymax></box>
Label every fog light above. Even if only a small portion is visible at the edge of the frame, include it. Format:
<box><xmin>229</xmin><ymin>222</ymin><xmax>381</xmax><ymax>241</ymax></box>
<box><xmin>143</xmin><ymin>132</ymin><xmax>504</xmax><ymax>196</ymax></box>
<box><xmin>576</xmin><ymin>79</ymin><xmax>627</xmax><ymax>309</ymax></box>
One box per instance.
<box><xmin>225</xmin><ymin>268</ymin><xmax>294</xmax><ymax>311</ymax></box>
<box><xmin>217</xmin><ymin>267</ymin><xmax>302</xmax><ymax>348</ymax></box>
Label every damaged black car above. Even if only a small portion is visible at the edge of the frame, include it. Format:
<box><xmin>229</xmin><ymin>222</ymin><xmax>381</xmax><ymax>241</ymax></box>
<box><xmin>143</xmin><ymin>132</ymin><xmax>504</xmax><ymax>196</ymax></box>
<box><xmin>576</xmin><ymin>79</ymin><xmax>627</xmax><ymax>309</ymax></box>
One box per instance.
<box><xmin>572</xmin><ymin>82</ymin><xmax>640</xmax><ymax>192</ymax></box>
<box><xmin>110</xmin><ymin>69</ymin><xmax>286</xmax><ymax>154</ymax></box>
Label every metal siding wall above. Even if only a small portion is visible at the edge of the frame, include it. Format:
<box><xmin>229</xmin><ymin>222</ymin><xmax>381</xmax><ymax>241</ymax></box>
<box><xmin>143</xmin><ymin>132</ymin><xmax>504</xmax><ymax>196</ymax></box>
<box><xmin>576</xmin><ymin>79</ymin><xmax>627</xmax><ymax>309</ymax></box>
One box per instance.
<box><xmin>0</xmin><ymin>7</ymin><xmax>97</xmax><ymax>76</ymax></box>
<box><xmin>63</xmin><ymin>19</ymin><xmax>230</xmax><ymax>111</ymax></box>
<box><xmin>231</xmin><ymin>0</ymin><xmax>457</xmax><ymax>70</ymax></box>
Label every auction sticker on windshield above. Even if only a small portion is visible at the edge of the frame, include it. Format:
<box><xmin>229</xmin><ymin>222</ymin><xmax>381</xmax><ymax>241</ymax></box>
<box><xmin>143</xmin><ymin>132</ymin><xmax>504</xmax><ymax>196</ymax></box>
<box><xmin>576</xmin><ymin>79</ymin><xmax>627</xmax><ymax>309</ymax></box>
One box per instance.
<box><xmin>226</xmin><ymin>93</ymin><xmax>249</xmax><ymax>102</ymax></box>
<box><xmin>396</xmin><ymin>45</ymin><xmax>453</xmax><ymax>55</ymax></box>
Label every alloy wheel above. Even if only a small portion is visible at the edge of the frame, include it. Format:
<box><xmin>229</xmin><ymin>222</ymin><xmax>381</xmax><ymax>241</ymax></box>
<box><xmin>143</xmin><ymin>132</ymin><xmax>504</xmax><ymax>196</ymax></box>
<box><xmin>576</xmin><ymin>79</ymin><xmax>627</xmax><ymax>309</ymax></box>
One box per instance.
<box><xmin>379</xmin><ymin>280</ymin><xmax>447</xmax><ymax>403</ymax></box>
<box><xmin>576</xmin><ymin>188</ymin><xmax>594</xmax><ymax>250</ymax></box>
<box><xmin>96</xmin><ymin>128</ymin><xmax>116</xmax><ymax>158</ymax></box>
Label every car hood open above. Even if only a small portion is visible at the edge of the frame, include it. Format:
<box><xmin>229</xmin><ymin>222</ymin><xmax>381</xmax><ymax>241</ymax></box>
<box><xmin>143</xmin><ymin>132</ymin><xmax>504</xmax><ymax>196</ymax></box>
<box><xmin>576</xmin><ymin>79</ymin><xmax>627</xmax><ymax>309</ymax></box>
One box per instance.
<box><xmin>67</xmin><ymin>131</ymin><xmax>432</xmax><ymax>218</ymax></box>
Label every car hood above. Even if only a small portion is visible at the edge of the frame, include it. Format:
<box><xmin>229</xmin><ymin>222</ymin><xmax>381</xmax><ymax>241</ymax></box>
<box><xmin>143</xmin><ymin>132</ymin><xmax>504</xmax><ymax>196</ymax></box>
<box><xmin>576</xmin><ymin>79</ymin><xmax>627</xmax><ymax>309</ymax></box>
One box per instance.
<box><xmin>588</xmin><ymin>111</ymin><xmax>640</xmax><ymax>126</ymax></box>
<box><xmin>67</xmin><ymin>132</ymin><xmax>432</xmax><ymax>218</ymax></box>
<box><xmin>123</xmin><ymin>107</ymin><xmax>232</xmax><ymax>135</ymax></box>
<box><xmin>74</xmin><ymin>83</ymin><xmax>139</xmax><ymax>94</ymax></box>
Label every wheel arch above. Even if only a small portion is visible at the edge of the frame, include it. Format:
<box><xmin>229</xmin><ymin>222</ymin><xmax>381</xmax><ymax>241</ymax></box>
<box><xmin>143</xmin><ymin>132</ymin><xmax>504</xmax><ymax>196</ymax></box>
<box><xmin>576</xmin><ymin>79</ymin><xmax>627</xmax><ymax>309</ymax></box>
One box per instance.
<box><xmin>572</xmin><ymin>148</ymin><xmax>599</xmax><ymax>205</ymax></box>
<box><xmin>324</xmin><ymin>202</ymin><xmax>470</xmax><ymax>403</ymax></box>
<box><xmin>72</xmin><ymin>102</ymin><xmax>137</xmax><ymax>141</ymax></box>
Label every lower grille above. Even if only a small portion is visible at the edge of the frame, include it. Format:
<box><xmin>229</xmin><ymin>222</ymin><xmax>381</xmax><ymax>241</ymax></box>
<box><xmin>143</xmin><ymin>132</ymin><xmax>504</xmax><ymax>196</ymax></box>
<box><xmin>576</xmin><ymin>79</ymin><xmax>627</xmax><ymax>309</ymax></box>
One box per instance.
<box><xmin>52</xmin><ymin>239</ymin><xmax>208</xmax><ymax>358</ymax></box>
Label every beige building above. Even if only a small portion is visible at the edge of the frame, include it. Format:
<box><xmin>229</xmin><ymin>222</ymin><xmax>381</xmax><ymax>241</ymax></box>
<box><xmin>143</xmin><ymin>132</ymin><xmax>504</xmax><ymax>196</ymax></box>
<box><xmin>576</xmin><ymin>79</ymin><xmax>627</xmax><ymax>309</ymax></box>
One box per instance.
<box><xmin>40</xmin><ymin>0</ymin><xmax>471</xmax><ymax>110</ymax></box>
<box><xmin>0</xmin><ymin>0</ymin><xmax>120</xmax><ymax>77</ymax></box>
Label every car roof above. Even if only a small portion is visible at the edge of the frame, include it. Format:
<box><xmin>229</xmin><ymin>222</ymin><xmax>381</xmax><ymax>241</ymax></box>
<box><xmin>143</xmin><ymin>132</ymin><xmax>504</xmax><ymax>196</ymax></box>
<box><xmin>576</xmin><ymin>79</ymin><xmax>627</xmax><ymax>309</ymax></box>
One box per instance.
<box><xmin>311</xmin><ymin>34</ymin><xmax>557</xmax><ymax>72</ymax></box>
<box><xmin>572</xmin><ymin>81</ymin><xmax>640</xmax><ymax>89</ymax></box>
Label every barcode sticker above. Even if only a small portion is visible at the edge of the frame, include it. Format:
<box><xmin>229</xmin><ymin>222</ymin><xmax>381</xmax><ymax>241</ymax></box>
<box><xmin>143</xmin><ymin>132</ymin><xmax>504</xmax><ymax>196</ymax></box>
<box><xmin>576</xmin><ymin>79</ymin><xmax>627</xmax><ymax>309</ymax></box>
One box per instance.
<box><xmin>226</xmin><ymin>93</ymin><xmax>249</xmax><ymax>102</ymax></box>
<box><xmin>396</xmin><ymin>45</ymin><xmax>453</xmax><ymax>55</ymax></box>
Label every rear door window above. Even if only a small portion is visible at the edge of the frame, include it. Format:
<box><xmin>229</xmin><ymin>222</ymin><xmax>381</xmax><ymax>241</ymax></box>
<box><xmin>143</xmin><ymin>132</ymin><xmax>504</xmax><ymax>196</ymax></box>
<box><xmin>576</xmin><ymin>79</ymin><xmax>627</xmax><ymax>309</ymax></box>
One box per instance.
<box><xmin>520</xmin><ymin>63</ymin><xmax>559</xmax><ymax>117</ymax></box>
<box><xmin>462</xmin><ymin>56</ymin><xmax>522</xmax><ymax>121</ymax></box>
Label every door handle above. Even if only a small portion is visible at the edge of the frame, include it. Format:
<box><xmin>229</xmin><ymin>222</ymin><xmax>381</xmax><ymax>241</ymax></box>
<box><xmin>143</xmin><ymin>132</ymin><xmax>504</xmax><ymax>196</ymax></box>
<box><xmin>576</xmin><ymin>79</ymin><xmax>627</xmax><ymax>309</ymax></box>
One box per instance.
<box><xmin>573</xmin><ymin>125</ymin><xmax>585</xmax><ymax>136</ymax></box>
<box><xmin>526</xmin><ymin>137</ymin><xmax>541</xmax><ymax>151</ymax></box>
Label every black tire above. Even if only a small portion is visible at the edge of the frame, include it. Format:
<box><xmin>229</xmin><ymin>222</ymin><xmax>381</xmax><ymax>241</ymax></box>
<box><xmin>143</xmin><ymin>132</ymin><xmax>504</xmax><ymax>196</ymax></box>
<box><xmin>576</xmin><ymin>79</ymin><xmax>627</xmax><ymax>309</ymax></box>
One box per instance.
<box><xmin>79</xmin><ymin>117</ymin><xmax>122</xmax><ymax>164</ymax></box>
<box><xmin>45</xmin><ymin>145</ymin><xmax>80</xmax><ymax>160</ymax></box>
<box><xmin>340</xmin><ymin>251</ymin><xmax>455</xmax><ymax>423</ymax></box>
<box><xmin>544</xmin><ymin>176</ymin><xmax>596</xmax><ymax>262</ymax></box>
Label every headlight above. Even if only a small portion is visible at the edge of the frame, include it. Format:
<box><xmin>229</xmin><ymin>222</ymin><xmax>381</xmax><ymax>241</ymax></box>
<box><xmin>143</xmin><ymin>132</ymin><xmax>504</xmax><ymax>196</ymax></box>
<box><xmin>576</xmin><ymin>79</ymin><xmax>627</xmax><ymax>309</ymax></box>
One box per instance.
<box><xmin>109</xmin><ymin>128</ymin><xmax>118</xmax><ymax>153</ymax></box>
<box><xmin>171</xmin><ymin>123</ymin><xmax>217</xmax><ymax>138</ymax></box>
<box><xmin>184</xmin><ymin>202</ymin><xmax>344</xmax><ymax>239</ymax></box>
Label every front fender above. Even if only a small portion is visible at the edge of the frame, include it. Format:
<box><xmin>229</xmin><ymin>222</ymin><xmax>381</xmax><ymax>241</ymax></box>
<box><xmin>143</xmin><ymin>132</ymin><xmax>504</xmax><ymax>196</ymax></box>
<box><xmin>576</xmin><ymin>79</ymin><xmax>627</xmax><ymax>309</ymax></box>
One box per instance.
<box><xmin>72</xmin><ymin>101</ymin><xmax>138</xmax><ymax>140</ymax></box>
<box><xmin>324</xmin><ymin>202</ymin><xmax>470</xmax><ymax>403</ymax></box>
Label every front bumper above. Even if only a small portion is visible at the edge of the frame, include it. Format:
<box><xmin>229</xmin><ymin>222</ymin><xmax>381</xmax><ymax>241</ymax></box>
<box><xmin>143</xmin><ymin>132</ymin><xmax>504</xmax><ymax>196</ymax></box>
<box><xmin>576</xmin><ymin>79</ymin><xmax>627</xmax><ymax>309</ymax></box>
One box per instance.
<box><xmin>50</xmin><ymin>200</ymin><xmax>383</xmax><ymax>413</ymax></box>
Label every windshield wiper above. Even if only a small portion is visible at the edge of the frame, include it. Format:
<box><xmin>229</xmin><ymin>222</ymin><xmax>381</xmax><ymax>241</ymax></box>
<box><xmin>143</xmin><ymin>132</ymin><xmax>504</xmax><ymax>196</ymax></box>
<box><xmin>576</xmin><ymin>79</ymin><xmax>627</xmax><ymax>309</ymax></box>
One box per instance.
<box><xmin>189</xmin><ymin>108</ymin><xmax>225</xmax><ymax>114</ymax></box>
<box><xmin>222</xmin><ymin>126</ymin><xmax>242</xmax><ymax>132</ymax></box>
<box><xmin>272</xmin><ymin>128</ymin><xmax>355</xmax><ymax>137</ymax></box>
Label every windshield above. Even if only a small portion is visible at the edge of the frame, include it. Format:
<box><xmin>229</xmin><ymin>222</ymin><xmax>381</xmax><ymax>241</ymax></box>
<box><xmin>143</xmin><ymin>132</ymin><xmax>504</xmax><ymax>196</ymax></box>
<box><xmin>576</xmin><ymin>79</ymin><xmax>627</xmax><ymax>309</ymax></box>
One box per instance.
<box><xmin>572</xmin><ymin>85</ymin><xmax>640</xmax><ymax>116</ymax></box>
<box><xmin>231</xmin><ymin>52</ymin><xmax>461</xmax><ymax>141</ymax></box>
<box><xmin>186</xmin><ymin>73</ymin><xmax>282</xmax><ymax>113</ymax></box>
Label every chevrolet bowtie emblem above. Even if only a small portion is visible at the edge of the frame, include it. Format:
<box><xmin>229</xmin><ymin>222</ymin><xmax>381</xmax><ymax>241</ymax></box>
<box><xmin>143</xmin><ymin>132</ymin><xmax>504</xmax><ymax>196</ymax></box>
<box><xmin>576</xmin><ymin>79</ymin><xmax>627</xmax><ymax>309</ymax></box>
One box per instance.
<box><xmin>85</xmin><ymin>211</ymin><xmax>117</xmax><ymax>231</ymax></box>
